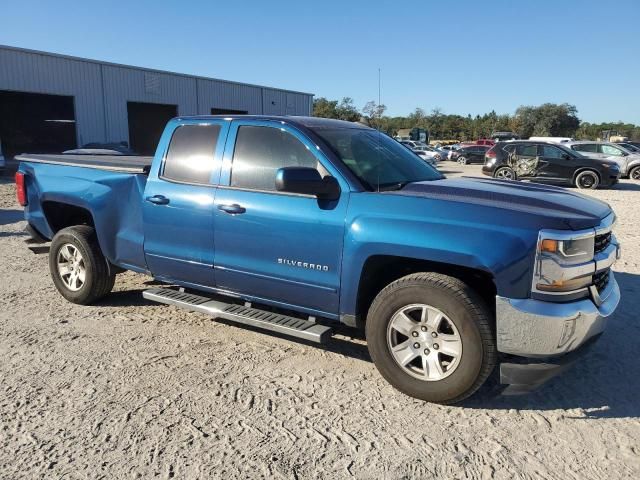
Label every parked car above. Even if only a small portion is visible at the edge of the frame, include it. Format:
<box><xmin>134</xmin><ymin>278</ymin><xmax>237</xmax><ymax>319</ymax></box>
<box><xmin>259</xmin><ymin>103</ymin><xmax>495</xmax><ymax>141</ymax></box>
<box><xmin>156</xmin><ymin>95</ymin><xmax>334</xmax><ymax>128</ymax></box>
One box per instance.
<box><xmin>566</xmin><ymin>141</ymin><xmax>640</xmax><ymax>180</ymax></box>
<box><xmin>475</xmin><ymin>139</ymin><xmax>495</xmax><ymax>146</ymax></box>
<box><xmin>0</xmin><ymin>137</ymin><xmax>5</xmax><ymax>174</ymax></box>
<box><xmin>16</xmin><ymin>115</ymin><xmax>621</xmax><ymax>404</ymax></box>
<box><xmin>399</xmin><ymin>141</ymin><xmax>441</xmax><ymax>162</ymax></box>
<box><xmin>483</xmin><ymin>141</ymin><xmax>620</xmax><ymax>189</ymax></box>
<box><xmin>615</xmin><ymin>142</ymin><xmax>640</xmax><ymax>153</ymax></box>
<box><xmin>450</xmin><ymin>145</ymin><xmax>491</xmax><ymax>164</ymax></box>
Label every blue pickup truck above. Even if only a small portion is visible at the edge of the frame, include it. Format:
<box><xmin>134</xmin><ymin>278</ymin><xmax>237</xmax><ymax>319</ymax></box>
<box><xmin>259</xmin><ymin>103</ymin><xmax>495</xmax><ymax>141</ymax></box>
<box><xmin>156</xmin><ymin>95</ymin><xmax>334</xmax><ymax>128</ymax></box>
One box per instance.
<box><xmin>15</xmin><ymin>115</ymin><xmax>621</xmax><ymax>404</ymax></box>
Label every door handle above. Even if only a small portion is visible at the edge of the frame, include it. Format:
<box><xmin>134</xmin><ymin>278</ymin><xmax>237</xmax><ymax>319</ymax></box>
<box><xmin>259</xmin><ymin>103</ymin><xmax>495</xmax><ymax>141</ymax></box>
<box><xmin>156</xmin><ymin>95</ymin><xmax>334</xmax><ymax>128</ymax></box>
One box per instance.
<box><xmin>218</xmin><ymin>203</ymin><xmax>246</xmax><ymax>215</ymax></box>
<box><xmin>146</xmin><ymin>195</ymin><xmax>170</xmax><ymax>205</ymax></box>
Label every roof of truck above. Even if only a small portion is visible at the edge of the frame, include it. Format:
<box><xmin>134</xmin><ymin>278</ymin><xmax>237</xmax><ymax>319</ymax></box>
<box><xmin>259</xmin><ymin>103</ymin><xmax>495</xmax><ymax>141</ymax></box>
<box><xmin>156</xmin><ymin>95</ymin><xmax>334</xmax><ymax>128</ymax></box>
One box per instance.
<box><xmin>177</xmin><ymin>115</ymin><xmax>372</xmax><ymax>130</ymax></box>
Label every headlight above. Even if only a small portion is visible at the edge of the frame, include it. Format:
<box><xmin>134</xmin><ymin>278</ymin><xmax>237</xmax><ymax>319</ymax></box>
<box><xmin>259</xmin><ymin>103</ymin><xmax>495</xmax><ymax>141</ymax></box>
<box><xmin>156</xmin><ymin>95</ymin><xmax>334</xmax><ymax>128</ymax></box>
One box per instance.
<box><xmin>533</xmin><ymin>231</ymin><xmax>595</xmax><ymax>294</ymax></box>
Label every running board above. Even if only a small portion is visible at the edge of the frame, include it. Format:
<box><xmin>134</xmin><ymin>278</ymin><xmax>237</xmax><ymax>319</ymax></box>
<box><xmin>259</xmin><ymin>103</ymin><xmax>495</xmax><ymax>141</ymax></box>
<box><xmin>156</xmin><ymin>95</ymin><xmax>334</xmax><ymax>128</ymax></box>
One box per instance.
<box><xmin>143</xmin><ymin>288</ymin><xmax>333</xmax><ymax>344</ymax></box>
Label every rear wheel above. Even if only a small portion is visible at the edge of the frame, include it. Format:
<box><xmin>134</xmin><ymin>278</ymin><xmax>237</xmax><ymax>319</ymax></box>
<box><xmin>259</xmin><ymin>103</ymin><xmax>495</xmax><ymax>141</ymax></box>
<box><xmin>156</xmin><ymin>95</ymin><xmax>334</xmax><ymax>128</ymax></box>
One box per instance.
<box><xmin>630</xmin><ymin>166</ymin><xmax>640</xmax><ymax>181</ymax></box>
<box><xmin>575</xmin><ymin>170</ymin><xmax>600</xmax><ymax>189</ymax></box>
<box><xmin>366</xmin><ymin>273</ymin><xmax>496</xmax><ymax>404</ymax></box>
<box><xmin>494</xmin><ymin>167</ymin><xmax>516</xmax><ymax>180</ymax></box>
<box><xmin>49</xmin><ymin>226</ymin><xmax>115</xmax><ymax>305</ymax></box>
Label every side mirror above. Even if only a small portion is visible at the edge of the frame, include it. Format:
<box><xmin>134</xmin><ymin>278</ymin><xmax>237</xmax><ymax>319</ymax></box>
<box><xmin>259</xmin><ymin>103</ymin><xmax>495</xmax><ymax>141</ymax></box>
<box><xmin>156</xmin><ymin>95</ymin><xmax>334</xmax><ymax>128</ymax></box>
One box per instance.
<box><xmin>562</xmin><ymin>153</ymin><xmax>572</xmax><ymax>160</ymax></box>
<box><xmin>275</xmin><ymin>167</ymin><xmax>340</xmax><ymax>200</ymax></box>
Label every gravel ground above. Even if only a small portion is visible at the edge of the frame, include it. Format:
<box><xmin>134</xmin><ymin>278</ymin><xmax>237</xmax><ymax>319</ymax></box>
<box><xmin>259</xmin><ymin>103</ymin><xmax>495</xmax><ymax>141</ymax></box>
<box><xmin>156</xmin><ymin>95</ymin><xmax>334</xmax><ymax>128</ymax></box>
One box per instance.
<box><xmin>1</xmin><ymin>165</ymin><xmax>639</xmax><ymax>479</ymax></box>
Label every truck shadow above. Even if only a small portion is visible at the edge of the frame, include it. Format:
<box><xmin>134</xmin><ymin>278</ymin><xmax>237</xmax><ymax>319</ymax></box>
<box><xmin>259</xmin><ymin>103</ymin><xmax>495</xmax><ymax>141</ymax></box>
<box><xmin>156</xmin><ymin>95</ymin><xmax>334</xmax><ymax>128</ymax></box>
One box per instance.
<box><xmin>0</xmin><ymin>208</ymin><xmax>24</xmax><ymax>226</ymax></box>
<box><xmin>462</xmin><ymin>271</ymin><xmax>640</xmax><ymax>418</ymax></box>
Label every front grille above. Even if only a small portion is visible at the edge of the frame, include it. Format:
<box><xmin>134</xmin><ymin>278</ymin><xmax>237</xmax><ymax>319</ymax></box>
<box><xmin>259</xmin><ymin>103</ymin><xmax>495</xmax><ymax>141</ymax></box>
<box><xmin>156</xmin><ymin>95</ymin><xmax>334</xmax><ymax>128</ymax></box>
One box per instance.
<box><xmin>593</xmin><ymin>269</ymin><xmax>610</xmax><ymax>294</ymax></box>
<box><xmin>595</xmin><ymin>232</ymin><xmax>612</xmax><ymax>254</ymax></box>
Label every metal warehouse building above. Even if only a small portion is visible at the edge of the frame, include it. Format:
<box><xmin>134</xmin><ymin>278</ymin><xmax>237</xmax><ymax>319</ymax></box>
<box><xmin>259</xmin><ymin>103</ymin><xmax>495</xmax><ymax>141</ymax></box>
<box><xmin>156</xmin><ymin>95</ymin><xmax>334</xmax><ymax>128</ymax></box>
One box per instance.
<box><xmin>0</xmin><ymin>45</ymin><xmax>314</xmax><ymax>157</ymax></box>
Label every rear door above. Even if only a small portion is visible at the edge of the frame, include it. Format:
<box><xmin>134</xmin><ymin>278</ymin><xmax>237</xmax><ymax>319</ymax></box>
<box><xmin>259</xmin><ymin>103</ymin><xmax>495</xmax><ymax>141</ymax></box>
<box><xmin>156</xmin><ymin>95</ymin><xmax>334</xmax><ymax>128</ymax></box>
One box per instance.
<box><xmin>510</xmin><ymin>144</ymin><xmax>539</xmax><ymax>178</ymax></box>
<box><xmin>142</xmin><ymin>119</ymin><xmax>229</xmax><ymax>288</ymax></box>
<box><xmin>212</xmin><ymin>120</ymin><xmax>349</xmax><ymax>316</ymax></box>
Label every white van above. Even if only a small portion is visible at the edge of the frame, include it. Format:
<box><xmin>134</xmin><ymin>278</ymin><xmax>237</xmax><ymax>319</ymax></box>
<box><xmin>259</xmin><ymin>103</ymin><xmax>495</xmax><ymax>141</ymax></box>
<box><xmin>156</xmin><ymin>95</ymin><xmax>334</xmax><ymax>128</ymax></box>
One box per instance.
<box><xmin>528</xmin><ymin>136</ymin><xmax>574</xmax><ymax>144</ymax></box>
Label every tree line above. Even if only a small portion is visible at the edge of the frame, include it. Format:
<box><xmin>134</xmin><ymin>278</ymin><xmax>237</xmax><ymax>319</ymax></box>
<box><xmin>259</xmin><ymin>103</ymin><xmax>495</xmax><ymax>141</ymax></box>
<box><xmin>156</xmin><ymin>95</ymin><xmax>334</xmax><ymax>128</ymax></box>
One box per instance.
<box><xmin>312</xmin><ymin>97</ymin><xmax>640</xmax><ymax>141</ymax></box>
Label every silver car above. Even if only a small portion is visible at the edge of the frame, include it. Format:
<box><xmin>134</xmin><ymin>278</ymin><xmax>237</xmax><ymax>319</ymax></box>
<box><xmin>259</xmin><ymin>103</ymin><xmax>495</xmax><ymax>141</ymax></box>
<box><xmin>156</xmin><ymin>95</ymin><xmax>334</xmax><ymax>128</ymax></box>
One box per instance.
<box><xmin>566</xmin><ymin>141</ymin><xmax>640</xmax><ymax>180</ymax></box>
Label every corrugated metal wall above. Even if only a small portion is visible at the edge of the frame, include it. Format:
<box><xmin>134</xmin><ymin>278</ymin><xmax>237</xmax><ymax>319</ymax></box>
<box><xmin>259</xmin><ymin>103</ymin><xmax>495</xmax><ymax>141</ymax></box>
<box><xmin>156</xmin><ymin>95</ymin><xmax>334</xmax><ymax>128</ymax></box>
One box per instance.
<box><xmin>0</xmin><ymin>45</ymin><xmax>313</xmax><ymax>147</ymax></box>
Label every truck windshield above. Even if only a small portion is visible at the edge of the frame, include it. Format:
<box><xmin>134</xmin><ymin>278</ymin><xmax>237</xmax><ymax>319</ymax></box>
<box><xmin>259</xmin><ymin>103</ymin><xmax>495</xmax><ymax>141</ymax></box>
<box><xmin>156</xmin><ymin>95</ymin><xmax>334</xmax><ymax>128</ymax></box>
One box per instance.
<box><xmin>312</xmin><ymin>127</ymin><xmax>443</xmax><ymax>191</ymax></box>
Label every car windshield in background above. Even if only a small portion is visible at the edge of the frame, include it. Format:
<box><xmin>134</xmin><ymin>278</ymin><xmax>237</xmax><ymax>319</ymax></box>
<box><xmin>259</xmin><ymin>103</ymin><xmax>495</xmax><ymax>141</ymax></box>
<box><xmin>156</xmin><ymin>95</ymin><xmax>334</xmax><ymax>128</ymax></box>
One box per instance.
<box><xmin>312</xmin><ymin>127</ymin><xmax>443</xmax><ymax>190</ymax></box>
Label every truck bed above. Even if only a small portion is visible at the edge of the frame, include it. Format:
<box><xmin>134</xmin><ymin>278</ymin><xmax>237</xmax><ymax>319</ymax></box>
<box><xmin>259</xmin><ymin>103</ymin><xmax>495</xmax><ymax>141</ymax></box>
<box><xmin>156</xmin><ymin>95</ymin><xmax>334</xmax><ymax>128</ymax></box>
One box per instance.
<box><xmin>15</xmin><ymin>153</ymin><xmax>153</xmax><ymax>174</ymax></box>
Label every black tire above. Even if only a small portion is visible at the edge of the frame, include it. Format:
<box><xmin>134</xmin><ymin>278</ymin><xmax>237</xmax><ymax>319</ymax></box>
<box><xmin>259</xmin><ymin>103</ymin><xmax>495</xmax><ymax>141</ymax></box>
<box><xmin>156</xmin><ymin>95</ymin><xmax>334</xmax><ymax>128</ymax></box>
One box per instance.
<box><xmin>49</xmin><ymin>225</ymin><xmax>115</xmax><ymax>305</ymax></box>
<box><xmin>630</xmin><ymin>166</ymin><xmax>640</xmax><ymax>181</ymax></box>
<box><xmin>457</xmin><ymin>156</ymin><xmax>468</xmax><ymax>165</ymax></box>
<box><xmin>365</xmin><ymin>272</ymin><xmax>496</xmax><ymax>404</ymax></box>
<box><xmin>574</xmin><ymin>170</ymin><xmax>600</xmax><ymax>189</ymax></box>
<box><xmin>494</xmin><ymin>166</ymin><xmax>516</xmax><ymax>180</ymax></box>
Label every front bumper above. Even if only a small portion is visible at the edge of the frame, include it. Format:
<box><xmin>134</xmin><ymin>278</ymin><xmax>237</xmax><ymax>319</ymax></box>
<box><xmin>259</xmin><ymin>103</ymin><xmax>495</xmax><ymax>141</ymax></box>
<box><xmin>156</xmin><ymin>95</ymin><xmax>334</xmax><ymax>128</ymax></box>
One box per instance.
<box><xmin>495</xmin><ymin>272</ymin><xmax>620</xmax><ymax>392</ymax></box>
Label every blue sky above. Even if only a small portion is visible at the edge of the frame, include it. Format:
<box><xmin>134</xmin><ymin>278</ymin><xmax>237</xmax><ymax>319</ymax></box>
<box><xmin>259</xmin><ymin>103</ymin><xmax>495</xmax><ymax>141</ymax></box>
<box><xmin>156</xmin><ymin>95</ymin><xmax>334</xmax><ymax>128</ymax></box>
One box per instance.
<box><xmin>1</xmin><ymin>0</ymin><xmax>638</xmax><ymax>123</ymax></box>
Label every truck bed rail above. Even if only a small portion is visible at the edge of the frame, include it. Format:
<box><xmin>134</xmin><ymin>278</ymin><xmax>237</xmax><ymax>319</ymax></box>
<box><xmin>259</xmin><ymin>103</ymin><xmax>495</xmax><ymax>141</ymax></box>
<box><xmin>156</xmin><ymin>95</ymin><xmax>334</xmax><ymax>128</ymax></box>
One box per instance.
<box><xmin>15</xmin><ymin>154</ymin><xmax>153</xmax><ymax>174</ymax></box>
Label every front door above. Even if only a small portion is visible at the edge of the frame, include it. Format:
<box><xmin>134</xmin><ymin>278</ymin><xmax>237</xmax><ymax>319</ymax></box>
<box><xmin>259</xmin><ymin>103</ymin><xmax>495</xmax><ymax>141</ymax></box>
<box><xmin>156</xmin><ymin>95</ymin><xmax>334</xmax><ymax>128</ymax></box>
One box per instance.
<box><xmin>212</xmin><ymin>120</ymin><xmax>349</xmax><ymax>317</ymax></box>
<box><xmin>536</xmin><ymin>144</ymin><xmax>575</xmax><ymax>182</ymax></box>
<box><xmin>142</xmin><ymin>120</ymin><xmax>228</xmax><ymax>287</ymax></box>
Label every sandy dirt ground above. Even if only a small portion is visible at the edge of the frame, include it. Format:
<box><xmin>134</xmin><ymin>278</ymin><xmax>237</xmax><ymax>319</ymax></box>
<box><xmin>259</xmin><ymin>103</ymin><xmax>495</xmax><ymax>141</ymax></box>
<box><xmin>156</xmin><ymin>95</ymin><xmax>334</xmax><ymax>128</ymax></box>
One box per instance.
<box><xmin>0</xmin><ymin>165</ymin><xmax>639</xmax><ymax>479</ymax></box>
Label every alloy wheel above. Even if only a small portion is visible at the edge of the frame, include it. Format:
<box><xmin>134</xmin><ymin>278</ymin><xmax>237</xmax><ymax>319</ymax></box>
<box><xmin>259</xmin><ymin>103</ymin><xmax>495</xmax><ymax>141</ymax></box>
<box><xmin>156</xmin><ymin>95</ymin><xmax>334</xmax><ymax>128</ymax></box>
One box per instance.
<box><xmin>387</xmin><ymin>304</ymin><xmax>463</xmax><ymax>381</ymax></box>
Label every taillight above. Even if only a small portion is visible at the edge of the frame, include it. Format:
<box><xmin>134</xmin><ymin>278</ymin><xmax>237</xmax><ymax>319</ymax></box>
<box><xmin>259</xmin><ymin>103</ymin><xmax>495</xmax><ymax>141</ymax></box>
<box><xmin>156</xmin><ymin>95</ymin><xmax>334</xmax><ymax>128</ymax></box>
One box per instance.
<box><xmin>15</xmin><ymin>172</ymin><xmax>27</xmax><ymax>206</ymax></box>
<box><xmin>485</xmin><ymin>147</ymin><xmax>497</xmax><ymax>159</ymax></box>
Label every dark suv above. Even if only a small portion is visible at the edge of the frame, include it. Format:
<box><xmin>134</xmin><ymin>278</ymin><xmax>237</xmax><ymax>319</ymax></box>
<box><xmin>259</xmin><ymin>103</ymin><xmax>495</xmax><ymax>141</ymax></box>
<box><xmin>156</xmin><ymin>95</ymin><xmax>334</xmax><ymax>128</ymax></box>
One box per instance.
<box><xmin>482</xmin><ymin>141</ymin><xmax>620</xmax><ymax>189</ymax></box>
<box><xmin>450</xmin><ymin>145</ymin><xmax>490</xmax><ymax>164</ymax></box>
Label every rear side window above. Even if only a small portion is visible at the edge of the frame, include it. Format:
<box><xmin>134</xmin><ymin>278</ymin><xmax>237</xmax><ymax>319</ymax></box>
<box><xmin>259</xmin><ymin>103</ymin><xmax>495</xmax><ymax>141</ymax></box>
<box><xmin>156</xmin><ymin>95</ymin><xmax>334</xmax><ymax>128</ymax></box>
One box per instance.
<box><xmin>231</xmin><ymin>126</ymin><xmax>319</xmax><ymax>191</ymax></box>
<box><xmin>163</xmin><ymin>124</ymin><xmax>220</xmax><ymax>184</ymax></box>
<box><xmin>573</xmin><ymin>143</ymin><xmax>597</xmax><ymax>153</ymax></box>
<box><xmin>516</xmin><ymin>144</ymin><xmax>538</xmax><ymax>156</ymax></box>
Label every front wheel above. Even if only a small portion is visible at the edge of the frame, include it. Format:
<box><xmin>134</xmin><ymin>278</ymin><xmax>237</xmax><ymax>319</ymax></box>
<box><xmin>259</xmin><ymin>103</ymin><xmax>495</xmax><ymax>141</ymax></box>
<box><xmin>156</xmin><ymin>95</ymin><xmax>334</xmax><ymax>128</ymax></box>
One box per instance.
<box><xmin>49</xmin><ymin>226</ymin><xmax>115</xmax><ymax>305</ymax></box>
<box><xmin>574</xmin><ymin>170</ymin><xmax>600</xmax><ymax>189</ymax></box>
<box><xmin>457</xmin><ymin>156</ymin><xmax>468</xmax><ymax>165</ymax></box>
<box><xmin>366</xmin><ymin>273</ymin><xmax>496</xmax><ymax>404</ymax></box>
<box><xmin>629</xmin><ymin>166</ymin><xmax>640</xmax><ymax>181</ymax></box>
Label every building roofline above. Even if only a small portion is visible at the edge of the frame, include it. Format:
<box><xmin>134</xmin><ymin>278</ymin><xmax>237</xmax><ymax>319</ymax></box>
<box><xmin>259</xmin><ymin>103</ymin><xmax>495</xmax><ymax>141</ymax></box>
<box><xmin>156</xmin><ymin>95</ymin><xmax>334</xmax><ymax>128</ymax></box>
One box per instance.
<box><xmin>0</xmin><ymin>44</ymin><xmax>315</xmax><ymax>97</ymax></box>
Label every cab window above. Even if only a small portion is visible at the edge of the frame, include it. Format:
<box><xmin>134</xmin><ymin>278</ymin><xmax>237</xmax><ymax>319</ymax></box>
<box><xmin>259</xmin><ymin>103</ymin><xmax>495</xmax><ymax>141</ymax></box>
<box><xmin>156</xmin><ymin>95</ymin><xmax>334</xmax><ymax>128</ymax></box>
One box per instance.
<box><xmin>163</xmin><ymin>124</ymin><xmax>220</xmax><ymax>184</ymax></box>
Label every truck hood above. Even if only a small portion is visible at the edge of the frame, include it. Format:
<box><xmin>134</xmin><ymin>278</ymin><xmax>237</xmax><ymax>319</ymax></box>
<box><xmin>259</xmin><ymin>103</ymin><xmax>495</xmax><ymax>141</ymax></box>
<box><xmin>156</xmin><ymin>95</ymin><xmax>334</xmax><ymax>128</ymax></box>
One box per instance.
<box><xmin>393</xmin><ymin>177</ymin><xmax>611</xmax><ymax>231</ymax></box>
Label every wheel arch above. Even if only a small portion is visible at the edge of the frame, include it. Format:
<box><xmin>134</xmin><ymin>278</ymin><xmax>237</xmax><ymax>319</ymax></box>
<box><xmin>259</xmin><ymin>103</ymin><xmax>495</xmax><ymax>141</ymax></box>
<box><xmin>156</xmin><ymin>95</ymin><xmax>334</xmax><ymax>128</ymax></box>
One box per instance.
<box><xmin>352</xmin><ymin>255</ymin><xmax>497</xmax><ymax>328</ymax></box>
<box><xmin>42</xmin><ymin>201</ymin><xmax>96</xmax><ymax>234</ymax></box>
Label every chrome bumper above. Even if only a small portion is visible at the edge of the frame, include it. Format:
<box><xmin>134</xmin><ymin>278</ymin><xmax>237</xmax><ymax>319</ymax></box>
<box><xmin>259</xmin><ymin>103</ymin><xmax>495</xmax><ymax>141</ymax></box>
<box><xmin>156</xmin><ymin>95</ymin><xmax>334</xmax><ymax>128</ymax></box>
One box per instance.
<box><xmin>496</xmin><ymin>272</ymin><xmax>620</xmax><ymax>358</ymax></box>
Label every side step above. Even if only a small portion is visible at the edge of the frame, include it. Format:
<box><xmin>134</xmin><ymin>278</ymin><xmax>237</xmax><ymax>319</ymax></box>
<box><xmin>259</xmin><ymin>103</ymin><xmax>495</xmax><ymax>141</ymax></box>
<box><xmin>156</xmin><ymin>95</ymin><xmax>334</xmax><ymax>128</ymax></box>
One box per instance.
<box><xmin>143</xmin><ymin>288</ymin><xmax>333</xmax><ymax>344</ymax></box>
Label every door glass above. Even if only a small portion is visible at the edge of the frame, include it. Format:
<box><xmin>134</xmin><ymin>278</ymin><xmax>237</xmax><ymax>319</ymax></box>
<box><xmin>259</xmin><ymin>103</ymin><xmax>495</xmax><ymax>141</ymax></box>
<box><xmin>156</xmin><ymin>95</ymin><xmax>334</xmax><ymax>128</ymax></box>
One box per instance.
<box><xmin>601</xmin><ymin>144</ymin><xmax>624</xmax><ymax>156</ymax></box>
<box><xmin>516</xmin><ymin>144</ymin><xmax>537</xmax><ymax>156</ymax></box>
<box><xmin>573</xmin><ymin>143</ymin><xmax>597</xmax><ymax>153</ymax></box>
<box><xmin>231</xmin><ymin>126</ymin><xmax>320</xmax><ymax>191</ymax></box>
<box><xmin>162</xmin><ymin>125</ymin><xmax>220</xmax><ymax>184</ymax></box>
<box><xmin>541</xmin><ymin>145</ymin><xmax>565</xmax><ymax>159</ymax></box>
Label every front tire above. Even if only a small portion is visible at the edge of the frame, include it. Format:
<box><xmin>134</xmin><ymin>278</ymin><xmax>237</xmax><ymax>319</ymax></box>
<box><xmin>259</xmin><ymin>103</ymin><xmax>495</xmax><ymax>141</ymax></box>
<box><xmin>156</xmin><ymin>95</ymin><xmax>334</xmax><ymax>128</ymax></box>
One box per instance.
<box><xmin>574</xmin><ymin>170</ymin><xmax>600</xmax><ymax>189</ymax></box>
<box><xmin>629</xmin><ymin>166</ymin><xmax>640</xmax><ymax>181</ymax></box>
<box><xmin>366</xmin><ymin>273</ymin><xmax>496</xmax><ymax>404</ymax></box>
<box><xmin>49</xmin><ymin>226</ymin><xmax>115</xmax><ymax>305</ymax></box>
<box><xmin>457</xmin><ymin>156</ymin><xmax>468</xmax><ymax>165</ymax></box>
